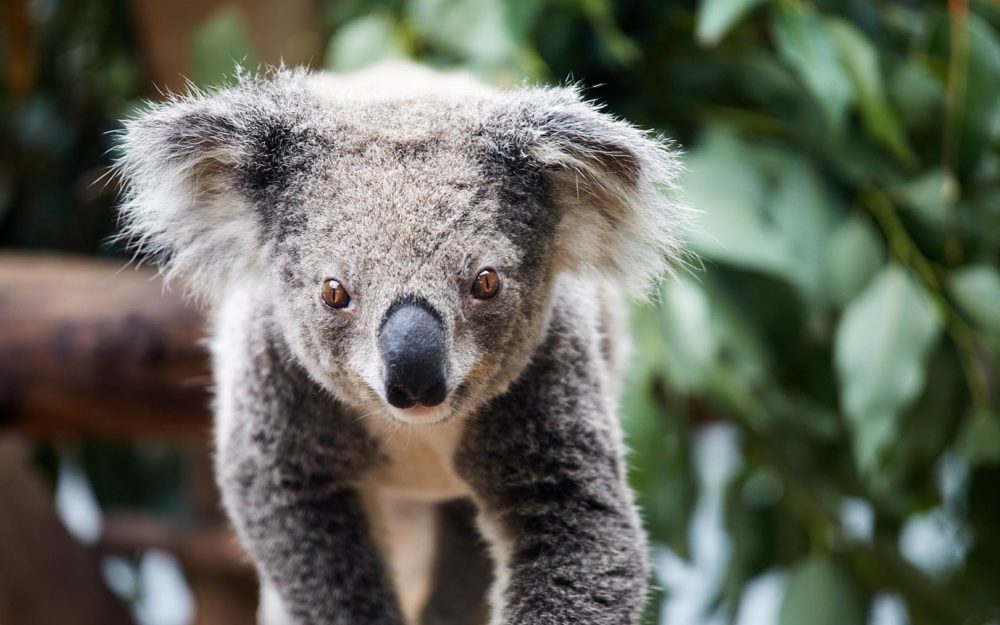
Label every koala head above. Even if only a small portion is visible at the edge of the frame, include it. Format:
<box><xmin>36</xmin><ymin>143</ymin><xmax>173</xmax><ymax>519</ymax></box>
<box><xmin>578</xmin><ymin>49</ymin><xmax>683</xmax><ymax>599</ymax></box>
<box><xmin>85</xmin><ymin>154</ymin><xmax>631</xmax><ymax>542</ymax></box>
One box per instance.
<box><xmin>117</xmin><ymin>65</ymin><xmax>688</xmax><ymax>425</ymax></box>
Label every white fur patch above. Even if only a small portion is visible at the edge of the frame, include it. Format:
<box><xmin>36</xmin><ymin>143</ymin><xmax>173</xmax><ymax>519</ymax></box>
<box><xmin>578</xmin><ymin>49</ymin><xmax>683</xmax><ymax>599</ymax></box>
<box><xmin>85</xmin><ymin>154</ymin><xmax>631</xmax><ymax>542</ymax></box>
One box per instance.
<box><xmin>526</xmin><ymin>87</ymin><xmax>693</xmax><ymax>297</ymax></box>
<box><xmin>113</xmin><ymin>70</ymin><xmax>309</xmax><ymax>304</ymax></box>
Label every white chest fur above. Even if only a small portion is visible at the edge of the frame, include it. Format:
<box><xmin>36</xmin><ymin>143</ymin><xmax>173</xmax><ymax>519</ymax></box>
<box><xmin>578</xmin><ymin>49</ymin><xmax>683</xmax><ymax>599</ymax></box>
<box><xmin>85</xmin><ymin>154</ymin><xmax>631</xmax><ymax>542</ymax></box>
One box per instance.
<box><xmin>362</xmin><ymin>417</ymin><xmax>471</xmax><ymax>502</ymax></box>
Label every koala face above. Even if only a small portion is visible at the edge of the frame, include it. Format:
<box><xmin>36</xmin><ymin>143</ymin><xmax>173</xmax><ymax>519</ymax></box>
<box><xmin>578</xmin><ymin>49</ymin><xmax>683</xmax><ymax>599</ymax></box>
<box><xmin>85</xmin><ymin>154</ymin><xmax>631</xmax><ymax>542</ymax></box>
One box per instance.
<box><xmin>117</xmin><ymin>65</ymin><xmax>688</xmax><ymax>425</ymax></box>
<box><xmin>271</xmin><ymin>99</ymin><xmax>563</xmax><ymax>424</ymax></box>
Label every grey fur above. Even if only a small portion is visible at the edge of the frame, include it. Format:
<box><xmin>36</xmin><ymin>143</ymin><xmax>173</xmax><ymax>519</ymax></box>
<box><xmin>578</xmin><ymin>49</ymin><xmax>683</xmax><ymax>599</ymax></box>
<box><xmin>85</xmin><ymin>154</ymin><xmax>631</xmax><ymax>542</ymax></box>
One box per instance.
<box><xmin>116</xmin><ymin>62</ymin><xmax>690</xmax><ymax>625</ymax></box>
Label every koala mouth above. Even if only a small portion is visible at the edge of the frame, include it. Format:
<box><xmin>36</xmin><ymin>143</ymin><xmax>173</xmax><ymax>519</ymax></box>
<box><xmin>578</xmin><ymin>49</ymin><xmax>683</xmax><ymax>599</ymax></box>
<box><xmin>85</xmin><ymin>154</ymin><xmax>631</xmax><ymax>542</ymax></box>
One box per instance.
<box><xmin>389</xmin><ymin>402</ymin><xmax>454</xmax><ymax>426</ymax></box>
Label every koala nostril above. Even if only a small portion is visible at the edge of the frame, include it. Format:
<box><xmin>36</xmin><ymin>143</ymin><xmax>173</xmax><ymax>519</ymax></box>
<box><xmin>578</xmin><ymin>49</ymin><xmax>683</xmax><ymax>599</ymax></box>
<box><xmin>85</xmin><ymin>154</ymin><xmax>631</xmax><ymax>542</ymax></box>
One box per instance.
<box><xmin>385</xmin><ymin>379</ymin><xmax>446</xmax><ymax>409</ymax></box>
<box><xmin>419</xmin><ymin>381</ymin><xmax>447</xmax><ymax>407</ymax></box>
<box><xmin>386</xmin><ymin>385</ymin><xmax>417</xmax><ymax>409</ymax></box>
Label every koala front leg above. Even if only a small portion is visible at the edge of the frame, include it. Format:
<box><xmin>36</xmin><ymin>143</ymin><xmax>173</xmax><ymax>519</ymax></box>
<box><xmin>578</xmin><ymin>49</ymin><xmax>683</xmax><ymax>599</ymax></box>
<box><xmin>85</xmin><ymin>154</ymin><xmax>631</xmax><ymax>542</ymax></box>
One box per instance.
<box><xmin>214</xmin><ymin>315</ymin><xmax>404</xmax><ymax>625</ymax></box>
<box><xmin>455</xmin><ymin>317</ymin><xmax>648</xmax><ymax>625</ymax></box>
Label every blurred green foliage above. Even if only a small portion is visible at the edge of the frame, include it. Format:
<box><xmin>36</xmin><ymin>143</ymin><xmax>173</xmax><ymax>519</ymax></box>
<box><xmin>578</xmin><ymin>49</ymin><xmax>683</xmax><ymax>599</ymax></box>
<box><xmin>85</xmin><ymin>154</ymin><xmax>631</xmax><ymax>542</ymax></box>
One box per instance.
<box><xmin>0</xmin><ymin>0</ymin><xmax>139</xmax><ymax>251</ymax></box>
<box><xmin>320</xmin><ymin>2</ymin><xmax>1000</xmax><ymax>623</ymax></box>
<box><xmin>4</xmin><ymin>0</ymin><xmax>1000</xmax><ymax>623</ymax></box>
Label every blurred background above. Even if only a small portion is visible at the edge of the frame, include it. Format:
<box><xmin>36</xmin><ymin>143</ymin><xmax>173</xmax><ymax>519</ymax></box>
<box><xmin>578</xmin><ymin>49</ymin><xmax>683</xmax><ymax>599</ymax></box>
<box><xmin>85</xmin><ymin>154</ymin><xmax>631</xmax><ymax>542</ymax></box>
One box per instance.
<box><xmin>1</xmin><ymin>1</ymin><xmax>999</xmax><ymax>624</ymax></box>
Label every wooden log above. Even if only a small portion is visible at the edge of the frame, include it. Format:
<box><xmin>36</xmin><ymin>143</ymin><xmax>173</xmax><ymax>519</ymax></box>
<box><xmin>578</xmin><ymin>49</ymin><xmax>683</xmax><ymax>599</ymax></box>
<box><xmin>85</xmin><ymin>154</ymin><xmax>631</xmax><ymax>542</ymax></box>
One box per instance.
<box><xmin>0</xmin><ymin>253</ymin><xmax>212</xmax><ymax>441</ymax></box>
<box><xmin>0</xmin><ymin>437</ymin><xmax>137</xmax><ymax>625</ymax></box>
<box><xmin>98</xmin><ymin>511</ymin><xmax>253</xmax><ymax>579</ymax></box>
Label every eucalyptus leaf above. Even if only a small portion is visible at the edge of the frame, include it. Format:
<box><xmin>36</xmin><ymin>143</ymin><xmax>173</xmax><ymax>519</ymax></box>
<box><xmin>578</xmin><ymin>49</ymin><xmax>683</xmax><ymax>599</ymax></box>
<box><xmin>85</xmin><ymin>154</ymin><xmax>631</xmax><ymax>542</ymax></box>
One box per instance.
<box><xmin>685</xmin><ymin>129</ymin><xmax>837</xmax><ymax>306</ymax></box>
<box><xmin>695</xmin><ymin>0</ymin><xmax>765</xmax><ymax>46</ymax></box>
<box><xmin>704</xmin><ymin>280</ymin><xmax>772</xmax><ymax>387</ymax></box>
<box><xmin>826</xmin><ymin>17</ymin><xmax>916</xmax><ymax>167</ymax></box>
<box><xmin>622</xmin><ymin>303</ymin><xmax>695</xmax><ymax>558</ymax></box>
<box><xmin>827</xmin><ymin>215</ymin><xmax>885</xmax><ymax>307</ymax></box>
<box><xmin>835</xmin><ymin>266</ymin><xmax>942</xmax><ymax>474</ymax></box>
<box><xmin>958</xmin><ymin>409</ymin><xmax>1000</xmax><ymax>467</ymax></box>
<box><xmin>779</xmin><ymin>556</ymin><xmax>866</xmax><ymax>625</ymax></box>
<box><xmin>772</xmin><ymin>6</ymin><xmax>853</xmax><ymax>134</ymax></box>
<box><xmin>326</xmin><ymin>13</ymin><xmax>409</xmax><ymax>72</ymax></box>
<box><xmin>658</xmin><ymin>275</ymin><xmax>717</xmax><ymax>393</ymax></box>
<box><xmin>768</xmin><ymin>154</ymin><xmax>839</xmax><ymax>307</ymax></box>
<box><xmin>889</xmin><ymin>168</ymin><xmax>960</xmax><ymax>228</ymax></box>
<box><xmin>874</xmin><ymin>348</ymin><xmax>965</xmax><ymax>506</ymax></box>
<box><xmin>951</xmin><ymin>264</ymin><xmax>1000</xmax><ymax>339</ymax></box>
<box><xmin>406</xmin><ymin>0</ymin><xmax>515</xmax><ymax>67</ymax></box>
<box><xmin>888</xmin><ymin>61</ymin><xmax>945</xmax><ymax>132</ymax></box>
<box><xmin>953</xmin><ymin>14</ymin><xmax>1000</xmax><ymax>176</ymax></box>
<box><xmin>684</xmin><ymin>128</ymin><xmax>787</xmax><ymax>276</ymax></box>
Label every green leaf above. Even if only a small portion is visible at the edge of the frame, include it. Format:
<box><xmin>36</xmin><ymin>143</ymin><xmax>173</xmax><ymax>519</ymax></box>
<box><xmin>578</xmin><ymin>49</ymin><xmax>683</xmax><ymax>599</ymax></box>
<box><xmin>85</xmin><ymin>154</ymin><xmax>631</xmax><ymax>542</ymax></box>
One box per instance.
<box><xmin>684</xmin><ymin>129</ymin><xmax>785</xmax><ymax>273</ymax></box>
<box><xmin>953</xmin><ymin>13</ymin><xmax>1000</xmax><ymax>176</ymax></box>
<box><xmin>695</xmin><ymin>0</ymin><xmax>765</xmax><ymax>47</ymax></box>
<box><xmin>835</xmin><ymin>266</ymin><xmax>941</xmax><ymax>474</ymax></box>
<box><xmin>951</xmin><ymin>264</ymin><xmax>1000</xmax><ymax>339</ymax></box>
<box><xmin>684</xmin><ymin>128</ymin><xmax>838</xmax><ymax>307</ymax></box>
<box><xmin>826</xmin><ymin>18</ymin><xmax>916</xmax><ymax>167</ymax></box>
<box><xmin>622</xmin><ymin>303</ymin><xmax>695</xmax><ymax>558</ymax></box>
<box><xmin>768</xmin><ymin>153</ymin><xmax>839</xmax><ymax>307</ymax></box>
<box><xmin>888</xmin><ymin>61</ymin><xmax>945</xmax><ymax>132</ymax></box>
<box><xmin>826</xmin><ymin>216</ymin><xmax>885</xmax><ymax>307</ymax></box>
<box><xmin>889</xmin><ymin>168</ymin><xmax>960</xmax><ymax>228</ymax></box>
<box><xmin>579</xmin><ymin>0</ymin><xmax>642</xmax><ymax>66</ymax></box>
<box><xmin>654</xmin><ymin>270</ymin><xmax>772</xmax><ymax>395</ymax></box>
<box><xmin>188</xmin><ymin>8</ymin><xmax>257</xmax><ymax>88</ymax></box>
<box><xmin>780</xmin><ymin>556</ymin><xmax>866</xmax><ymax>625</ymax></box>
<box><xmin>325</xmin><ymin>12</ymin><xmax>409</xmax><ymax>72</ymax></box>
<box><xmin>406</xmin><ymin>0</ymin><xmax>516</xmax><ymax>68</ymax></box>
<box><xmin>771</xmin><ymin>6</ymin><xmax>853</xmax><ymax>134</ymax></box>
<box><xmin>705</xmin><ymin>280</ymin><xmax>773</xmax><ymax>387</ymax></box>
<box><xmin>764</xmin><ymin>390</ymin><xmax>841</xmax><ymax>441</ymax></box>
<box><xmin>658</xmin><ymin>275</ymin><xmax>718</xmax><ymax>393</ymax></box>
<box><xmin>958</xmin><ymin>409</ymin><xmax>1000</xmax><ymax>467</ymax></box>
<box><xmin>874</xmin><ymin>348</ymin><xmax>965</xmax><ymax>507</ymax></box>
<box><xmin>623</xmin><ymin>383</ymin><xmax>696</xmax><ymax>558</ymax></box>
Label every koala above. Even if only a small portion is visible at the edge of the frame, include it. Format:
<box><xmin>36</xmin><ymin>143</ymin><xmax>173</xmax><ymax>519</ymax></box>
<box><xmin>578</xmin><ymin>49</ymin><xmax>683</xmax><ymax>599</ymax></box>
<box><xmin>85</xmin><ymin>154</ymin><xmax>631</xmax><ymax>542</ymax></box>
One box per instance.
<box><xmin>116</xmin><ymin>62</ymin><xmax>689</xmax><ymax>625</ymax></box>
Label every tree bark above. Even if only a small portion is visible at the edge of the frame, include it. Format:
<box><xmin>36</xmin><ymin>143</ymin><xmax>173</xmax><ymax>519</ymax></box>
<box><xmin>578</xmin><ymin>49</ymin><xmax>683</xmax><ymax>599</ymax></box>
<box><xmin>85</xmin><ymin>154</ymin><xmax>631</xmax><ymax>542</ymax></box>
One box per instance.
<box><xmin>0</xmin><ymin>252</ymin><xmax>212</xmax><ymax>441</ymax></box>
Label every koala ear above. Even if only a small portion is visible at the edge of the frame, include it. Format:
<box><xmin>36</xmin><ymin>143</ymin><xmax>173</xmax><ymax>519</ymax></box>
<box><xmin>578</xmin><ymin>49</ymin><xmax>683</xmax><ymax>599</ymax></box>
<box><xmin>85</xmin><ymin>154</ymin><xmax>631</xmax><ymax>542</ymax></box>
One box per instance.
<box><xmin>115</xmin><ymin>71</ymin><xmax>310</xmax><ymax>302</ymax></box>
<box><xmin>519</xmin><ymin>88</ymin><xmax>691</xmax><ymax>296</ymax></box>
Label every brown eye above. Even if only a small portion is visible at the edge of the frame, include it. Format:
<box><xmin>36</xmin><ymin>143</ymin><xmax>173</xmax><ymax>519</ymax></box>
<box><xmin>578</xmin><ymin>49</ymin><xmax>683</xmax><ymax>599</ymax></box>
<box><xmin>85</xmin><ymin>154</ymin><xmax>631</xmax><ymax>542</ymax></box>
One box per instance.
<box><xmin>321</xmin><ymin>279</ymin><xmax>351</xmax><ymax>309</ymax></box>
<box><xmin>471</xmin><ymin>269</ymin><xmax>500</xmax><ymax>300</ymax></box>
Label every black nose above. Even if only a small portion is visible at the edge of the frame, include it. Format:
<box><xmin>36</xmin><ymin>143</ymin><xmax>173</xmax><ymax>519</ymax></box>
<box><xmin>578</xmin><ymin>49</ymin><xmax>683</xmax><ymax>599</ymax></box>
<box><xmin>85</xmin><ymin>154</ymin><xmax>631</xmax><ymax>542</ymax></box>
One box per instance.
<box><xmin>378</xmin><ymin>299</ymin><xmax>448</xmax><ymax>409</ymax></box>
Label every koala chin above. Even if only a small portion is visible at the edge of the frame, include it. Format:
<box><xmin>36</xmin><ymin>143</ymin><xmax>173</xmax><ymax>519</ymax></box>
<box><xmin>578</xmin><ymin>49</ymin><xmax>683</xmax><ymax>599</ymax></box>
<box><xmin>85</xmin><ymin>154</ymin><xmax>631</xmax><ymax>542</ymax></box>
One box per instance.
<box><xmin>116</xmin><ymin>62</ymin><xmax>691</xmax><ymax>625</ymax></box>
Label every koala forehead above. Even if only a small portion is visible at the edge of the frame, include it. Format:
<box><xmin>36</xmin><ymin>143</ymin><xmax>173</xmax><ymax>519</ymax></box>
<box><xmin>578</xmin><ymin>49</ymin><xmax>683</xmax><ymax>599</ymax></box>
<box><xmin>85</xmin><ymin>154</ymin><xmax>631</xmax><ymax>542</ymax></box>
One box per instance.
<box><xmin>117</xmin><ymin>63</ymin><xmax>689</xmax><ymax>309</ymax></box>
<box><xmin>260</xmin><ymin>94</ymin><xmax>556</xmax><ymax>294</ymax></box>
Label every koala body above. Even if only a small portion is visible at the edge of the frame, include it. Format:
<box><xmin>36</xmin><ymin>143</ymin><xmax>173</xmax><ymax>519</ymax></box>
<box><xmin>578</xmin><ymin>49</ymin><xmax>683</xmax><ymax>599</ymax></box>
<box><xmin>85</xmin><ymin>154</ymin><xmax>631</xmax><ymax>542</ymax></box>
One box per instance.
<box><xmin>117</xmin><ymin>62</ymin><xmax>689</xmax><ymax>625</ymax></box>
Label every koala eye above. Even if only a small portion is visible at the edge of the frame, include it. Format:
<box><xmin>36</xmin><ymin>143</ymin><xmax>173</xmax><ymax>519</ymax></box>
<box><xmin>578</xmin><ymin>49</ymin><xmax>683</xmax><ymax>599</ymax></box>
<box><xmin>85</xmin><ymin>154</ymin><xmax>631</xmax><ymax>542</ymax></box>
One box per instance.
<box><xmin>321</xmin><ymin>279</ymin><xmax>351</xmax><ymax>309</ymax></box>
<box><xmin>470</xmin><ymin>269</ymin><xmax>501</xmax><ymax>300</ymax></box>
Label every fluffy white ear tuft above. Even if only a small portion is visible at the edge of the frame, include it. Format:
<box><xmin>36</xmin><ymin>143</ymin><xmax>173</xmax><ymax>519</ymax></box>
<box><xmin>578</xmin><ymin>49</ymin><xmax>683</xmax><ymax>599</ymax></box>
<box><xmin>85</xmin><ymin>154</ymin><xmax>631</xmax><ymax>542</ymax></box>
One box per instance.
<box><xmin>114</xmin><ymin>70</ymin><xmax>309</xmax><ymax>304</ymax></box>
<box><xmin>525</xmin><ymin>88</ymin><xmax>693</xmax><ymax>297</ymax></box>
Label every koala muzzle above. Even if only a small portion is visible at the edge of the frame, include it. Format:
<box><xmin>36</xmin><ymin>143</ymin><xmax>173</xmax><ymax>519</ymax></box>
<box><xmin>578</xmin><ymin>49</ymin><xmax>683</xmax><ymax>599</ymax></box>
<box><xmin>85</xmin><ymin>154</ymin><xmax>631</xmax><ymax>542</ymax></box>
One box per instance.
<box><xmin>378</xmin><ymin>300</ymin><xmax>448</xmax><ymax>409</ymax></box>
